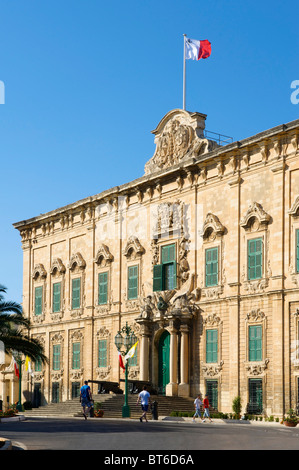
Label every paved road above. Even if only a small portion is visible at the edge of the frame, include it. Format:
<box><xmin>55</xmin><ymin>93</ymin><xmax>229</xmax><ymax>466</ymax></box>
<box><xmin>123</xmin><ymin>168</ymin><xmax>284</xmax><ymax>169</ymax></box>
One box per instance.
<box><xmin>1</xmin><ymin>417</ymin><xmax>299</xmax><ymax>451</ymax></box>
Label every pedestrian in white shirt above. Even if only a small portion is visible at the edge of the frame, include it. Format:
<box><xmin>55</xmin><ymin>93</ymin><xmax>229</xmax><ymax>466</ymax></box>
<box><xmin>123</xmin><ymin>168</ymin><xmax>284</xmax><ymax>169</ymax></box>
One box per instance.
<box><xmin>137</xmin><ymin>386</ymin><xmax>151</xmax><ymax>422</ymax></box>
<box><xmin>192</xmin><ymin>394</ymin><xmax>203</xmax><ymax>422</ymax></box>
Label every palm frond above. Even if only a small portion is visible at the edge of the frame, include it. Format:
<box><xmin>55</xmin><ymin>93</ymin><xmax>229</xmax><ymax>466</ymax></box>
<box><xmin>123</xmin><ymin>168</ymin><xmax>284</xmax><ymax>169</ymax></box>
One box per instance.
<box><xmin>0</xmin><ymin>300</ymin><xmax>23</xmax><ymax>315</ymax></box>
<box><xmin>1</xmin><ymin>331</ymin><xmax>48</xmax><ymax>364</ymax></box>
<box><xmin>0</xmin><ymin>284</ymin><xmax>48</xmax><ymax>364</ymax></box>
<box><xmin>0</xmin><ymin>312</ymin><xmax>30</xmax><ymax>328</ymax></box>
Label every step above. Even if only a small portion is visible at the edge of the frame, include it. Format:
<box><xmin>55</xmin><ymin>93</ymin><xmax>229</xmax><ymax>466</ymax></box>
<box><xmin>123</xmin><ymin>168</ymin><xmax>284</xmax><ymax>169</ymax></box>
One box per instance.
<box><xmin>23</xmin><ymin>394</ymin><xmax>195</xmax><ymax>418</ymax></box>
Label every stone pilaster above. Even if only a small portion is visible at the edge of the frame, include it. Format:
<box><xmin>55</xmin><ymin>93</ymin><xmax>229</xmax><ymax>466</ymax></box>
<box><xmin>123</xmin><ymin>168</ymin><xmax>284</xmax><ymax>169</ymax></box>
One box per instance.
<box><xmin>166</xmin><ymin>321</ymin><xmax>178</xmax><ymax>396</ymax></box>
<box><xmin>178</xmin><ymin>323</ymin><xmax>190</xmax><ymax>397</ymax></box>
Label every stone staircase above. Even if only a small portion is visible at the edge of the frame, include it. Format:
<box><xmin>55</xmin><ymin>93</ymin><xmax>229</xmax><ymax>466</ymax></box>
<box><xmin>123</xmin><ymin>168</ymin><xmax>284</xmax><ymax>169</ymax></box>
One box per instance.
<box><xmin>22</xmin><ymin>394</ymin><xmax>195</xmax><ymax>419</ymax></box>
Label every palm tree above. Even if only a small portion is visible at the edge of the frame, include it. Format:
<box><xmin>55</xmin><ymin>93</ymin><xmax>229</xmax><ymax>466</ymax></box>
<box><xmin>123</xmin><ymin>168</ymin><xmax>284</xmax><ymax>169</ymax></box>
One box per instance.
<box><xmin>0</xmin><ymin>284</ymin><xmax>47</xmax><ymax>364</ymax></box>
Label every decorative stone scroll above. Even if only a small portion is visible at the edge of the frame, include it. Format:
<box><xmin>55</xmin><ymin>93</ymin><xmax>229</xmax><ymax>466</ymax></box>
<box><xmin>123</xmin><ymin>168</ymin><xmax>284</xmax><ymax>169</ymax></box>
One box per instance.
<box><xmin>144</xmin><ymin>109</ymin><xmax>219</xmax><ymax>175</ymax></box>
<box><xmin>202</xmin><ymin>361</ymin><xmax>224</xmax><ymax>377</ymax></box>
<box><xmin>246</xmin><ymin>308</ymin><xmax>265</xmax><ymax>322</ymax></box>
<box><xmin>246</xmin><ymin>359</ymin><xmax>269</xmax><ymax>376</ymax></box>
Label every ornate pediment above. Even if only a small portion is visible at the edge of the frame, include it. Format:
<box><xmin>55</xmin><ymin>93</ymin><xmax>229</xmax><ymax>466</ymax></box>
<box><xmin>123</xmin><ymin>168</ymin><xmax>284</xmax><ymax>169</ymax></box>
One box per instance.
<box><xmin>68</xmin><ymin>252</ymin><xmax>86</xmax><ymax>270</ymax></box>
<box><xmin>240</xmin><ymin>202</ymin><xmax>271</xmax><ymax>230</ymax></box>
<box><xmin>94</xmin><ymin>244</ymin><xmax>114</xmax><ymax>265</ymax></box>
<box><xmin>123</xmin><ymin>236</ymin><xmax>145</xmax><ymax>258</ymax></box>
<box><xmin>201</xmin><ymin>213</ymin><xmax>225</xmax><ymax>239</ymax></box>
<box><xmin>144</xmin><ymin>109</ymin><xmax>219</xmax><ymax>175</ymax></box>
<box><xmin>32</xmin><ymin>264</ymin><xmax>47</xmax><ymax>280</ymax></box>
<box><xmin>50</xmin><ymin>258</ymin><xmax>66</xmax><ymax>275</ymax></box>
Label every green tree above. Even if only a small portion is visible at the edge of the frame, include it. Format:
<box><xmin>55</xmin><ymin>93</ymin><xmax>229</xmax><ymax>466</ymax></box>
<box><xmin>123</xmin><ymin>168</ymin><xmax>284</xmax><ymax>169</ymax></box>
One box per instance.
<box><xmin>232</xmin><ymin>396</ymin><xmax>242</xmax><ymax>417</ymax></box>
<box><xmin>0</xmin><ymin>285</ymin><xmax>47</xmax><ymax>364</ymax></box>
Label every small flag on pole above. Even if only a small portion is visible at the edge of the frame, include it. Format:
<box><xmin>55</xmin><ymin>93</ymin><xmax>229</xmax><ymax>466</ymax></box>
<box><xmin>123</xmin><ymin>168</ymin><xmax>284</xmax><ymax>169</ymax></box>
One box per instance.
<box><xmin>12</xmin><ymin>356</ymin><xmax>19</xmax><ymax>379</ymax></box>
<box><xmin>25</xmin><ymin>356</ymin><xmax>34</xmax><ymax>377</ymax></box>
<box><xmin>185</xmin><ymin>37</ymin><xmax>211</xmax><ymax>61</ymax></box>
<box><xmin>124</xmin><ymin>341</ymin><xmax>139</xmax><ymax>362</ymax></box>
<box><xmin>118</xmin><ymin>350</ymin><xmax>126</xmax><ymax>371</ymax></box>
<box><xmin>0</xmin><ymin>341</ymin><xmax>5</xmax><ymax>365</ymax></box>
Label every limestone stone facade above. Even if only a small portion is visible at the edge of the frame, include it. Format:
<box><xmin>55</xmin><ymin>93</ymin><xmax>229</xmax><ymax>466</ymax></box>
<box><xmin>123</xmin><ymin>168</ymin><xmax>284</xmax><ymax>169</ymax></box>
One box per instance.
<box><xmin>7</xmin><ymin>108</ymin><xmax>299</xmax><ymax>417</ymax></box>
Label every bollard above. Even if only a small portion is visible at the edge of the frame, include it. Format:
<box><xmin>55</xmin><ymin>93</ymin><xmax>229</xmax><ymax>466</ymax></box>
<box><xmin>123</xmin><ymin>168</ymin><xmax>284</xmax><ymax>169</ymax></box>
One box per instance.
<box><xmin>151</xmin><ymin>401</ymin><xmax>158</xmax><ymax>420</ymax></box>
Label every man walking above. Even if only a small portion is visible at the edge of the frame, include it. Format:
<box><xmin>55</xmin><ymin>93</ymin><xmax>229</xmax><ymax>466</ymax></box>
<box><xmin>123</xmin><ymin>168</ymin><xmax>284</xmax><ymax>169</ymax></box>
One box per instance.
<box><xmin>192</xmin><ymin>394</ymin><xmax>202</xmax><ymax>422</ymax></box>
<box><xmin>80</xmin><ymin>380</ymin><xmax>92</xmax><ymax>420</ymax></box>
<box><xmin>137</xmin><ymin>386</ymin><xmax>151</xmax><ymax>422</ymax></box>
<box><xmin>202</xmin><ymin>394</ymin><xmax>212</xmax><ymax>423</ymax></box>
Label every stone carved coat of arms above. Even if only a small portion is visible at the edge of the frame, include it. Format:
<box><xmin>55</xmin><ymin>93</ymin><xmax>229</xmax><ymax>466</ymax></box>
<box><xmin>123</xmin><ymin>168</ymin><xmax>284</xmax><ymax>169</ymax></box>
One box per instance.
<box><xmin>144</xmin><ymin>109</ymin><xmax>218</xmax><ymax>175</ymax></box>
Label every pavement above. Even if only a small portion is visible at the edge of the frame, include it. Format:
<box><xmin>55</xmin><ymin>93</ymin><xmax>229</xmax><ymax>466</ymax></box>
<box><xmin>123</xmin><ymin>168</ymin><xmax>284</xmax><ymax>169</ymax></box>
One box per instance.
<box><xmin>0</xmin><ymin>413</ymin><xmax>285</xmax><ymax>426</ymax></box>
<box><xmin>0</xmin><ymin>414</ymin><xmax>291</xmax><ymax>451</ymax></box>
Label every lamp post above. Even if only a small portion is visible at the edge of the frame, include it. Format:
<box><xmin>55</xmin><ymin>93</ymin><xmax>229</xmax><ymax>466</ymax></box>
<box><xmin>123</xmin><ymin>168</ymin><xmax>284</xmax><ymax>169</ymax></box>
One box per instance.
<box><xmin>114</xmin><ymin>322</ymin><xmax>137</xmax><ymax>418</ymax></box>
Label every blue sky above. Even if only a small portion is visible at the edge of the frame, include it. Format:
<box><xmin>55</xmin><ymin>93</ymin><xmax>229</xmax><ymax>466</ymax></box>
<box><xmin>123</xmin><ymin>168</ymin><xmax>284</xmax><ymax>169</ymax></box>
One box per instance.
<box><xmin>0</xmin><ymin>0</ymin><xmax>298</xmax><ymax>304</ymax></box>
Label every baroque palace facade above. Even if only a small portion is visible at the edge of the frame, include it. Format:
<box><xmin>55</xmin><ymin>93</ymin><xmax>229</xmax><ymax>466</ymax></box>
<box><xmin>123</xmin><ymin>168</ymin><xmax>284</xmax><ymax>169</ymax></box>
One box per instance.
<box><xmin>3</xmin><ymin>108</ymin><xmax>299</xmax><ymax>417</ymax></box>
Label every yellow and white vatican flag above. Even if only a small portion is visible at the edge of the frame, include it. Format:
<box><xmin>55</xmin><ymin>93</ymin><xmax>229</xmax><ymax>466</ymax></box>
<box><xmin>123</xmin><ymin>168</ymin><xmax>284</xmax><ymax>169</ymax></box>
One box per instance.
<box><xmin>25</xmin><ymin>356</ymin><xmax>34</xmax><ymax>377</ymax></box>
<box><xmin>124</xmin><ymin>341</ymin><xmax>138</xmax><ymax>363</ymax></box>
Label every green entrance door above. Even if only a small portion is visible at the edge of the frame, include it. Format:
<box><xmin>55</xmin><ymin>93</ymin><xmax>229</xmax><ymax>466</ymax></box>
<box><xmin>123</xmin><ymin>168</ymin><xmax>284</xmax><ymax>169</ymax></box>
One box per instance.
<box><xmin>158</xmin><ymin>331</ymin><xmax>170</xmax><ymax>395</ymax></box>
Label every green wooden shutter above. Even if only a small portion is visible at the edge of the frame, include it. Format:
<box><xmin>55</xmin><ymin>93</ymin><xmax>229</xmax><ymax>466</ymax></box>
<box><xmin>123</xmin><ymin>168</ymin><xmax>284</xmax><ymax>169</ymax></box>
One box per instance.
<box><xmin>248</xmin><ymin>238</ymin><xmax>263</xmax><ymax>280</ymax></box>
<box><xmin>296</xmin><ymin>230</ymin><xmax>299</xmax><ymax>273</ymax></box>
<box><xmin>161</xmin><ymin>244</ymin><xmax>175</xmax><ymax>263</ymax></box>
<box><xmin>249</xmin><ymin>325</ymin><xmax>262</xmax><ymax>361</ymax></box>
<box><xmin>128</xmin><ymin>265</ymin><xmax>138</xmax><ymax>299</ymax></box>
<box><xmin>35</xmin><ymin>357</ymin><xmax>42</xmax><ymax>372</ymax></box>
<box><xmin>206</xmin><ymin>329</ymin><xmax>218</xmax><ymax>363</ymax></box>
<box><xmin>53</xmin><ymin>344</ymin><xmax>61</xmax><ymax>370</ymax></box>
<box><xmin>153</xmin><ymin>264</ymin><xmax>164</xmax><ymax>292</ymax></box>
<box><xmin>164</xmin><ymin>262</ymin><xmax>177</xmax><ymax>290</ymax></box>
<box><xmin>72</xmin><ymin>342</ymin><xmax>80</xmax><ymax>369</ymax></box>
<box><xmin>205</xmin><ymin>247</ymin><xmax>218</xmax><ymax>287</ymax></box>
<box><xmin>53</xmin><ymin>282</ymin><xmax>61</xmax><ymax>313</ymax></box>
<box><xmin>35</xmin><ymin>286</ymin><xmax>43</xmax><ymax>315</ymax></box>
<box><xmin>98</xmin><ymin>339</ymin><xmax>107</xmax><ymax>368</ymax></box>
<box><xmin>72</xmin><ymin>278</ymin><xmax>81</xmax><ymax>309</ymax></box>
<box><xmin>161</xmin><ymin>244</ymin><xmax>177</xmax><ymax>290</ymax></box>
<box><xmin>98</xmin><ymin>272</ymin><xmax>108</xmax><ymax>305</ymax></box>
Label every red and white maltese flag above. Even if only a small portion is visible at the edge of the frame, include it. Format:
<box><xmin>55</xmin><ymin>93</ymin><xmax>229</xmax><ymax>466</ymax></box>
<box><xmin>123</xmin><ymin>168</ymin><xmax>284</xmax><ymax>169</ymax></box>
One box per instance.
<box><xmin>185</xmin><ymin>37</ymin><xmax>211</xmax><ymax>60</ymax></box>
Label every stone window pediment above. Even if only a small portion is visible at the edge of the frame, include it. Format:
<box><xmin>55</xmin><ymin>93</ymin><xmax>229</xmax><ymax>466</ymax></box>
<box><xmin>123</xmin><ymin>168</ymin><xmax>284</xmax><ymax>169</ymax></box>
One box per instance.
<box><xmin>94</xmin><ymin>244</ymin><xmax>114</xmax><ymax>265</ymax></box>
<box><xmin>201</xmin><ymin>213</ymin><xmax>225</xmax><ymax>240</ymax></box>
<box><xmin>50</xmin><ymin>258</ymin><xmax>66</xmax><ymax>276</ymax></box>
<box><xmin>240</xmin><ymin>202</ymin><xmax>271</xmax><ymax>231</ymax></box>
<box><xmin>68</xmin><ymin>253</ymin><xmax>86</xmax><ymax>271</ymax></box>
<box><xmin>32</xmin><ymin>264</ymin><xmax>47</xmax><ymax>280</ymax></box>
<box><xmin>123</xmin><ymin>236</ymin><xmax>145</xmax><ymax>259</ymax></box>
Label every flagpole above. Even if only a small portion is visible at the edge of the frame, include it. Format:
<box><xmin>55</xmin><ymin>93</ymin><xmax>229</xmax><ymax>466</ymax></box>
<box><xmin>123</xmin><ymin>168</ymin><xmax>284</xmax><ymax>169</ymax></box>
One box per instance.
<box><xmin>183</xmin><ymin>34</ymin><xmax>186</xmax><ymax>110</ymax></box>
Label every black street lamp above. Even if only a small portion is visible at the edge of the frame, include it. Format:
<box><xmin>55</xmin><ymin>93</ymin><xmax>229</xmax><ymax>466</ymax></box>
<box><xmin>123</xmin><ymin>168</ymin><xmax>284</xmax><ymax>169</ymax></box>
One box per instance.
<box><xmin>114</xmin><ymin>322</ymin><xmax>137</xmax><ymax>417</ymax></box>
